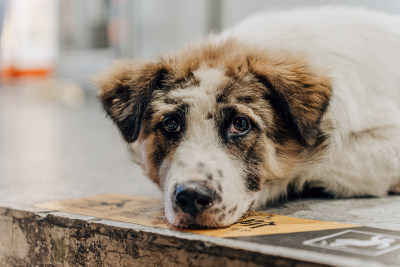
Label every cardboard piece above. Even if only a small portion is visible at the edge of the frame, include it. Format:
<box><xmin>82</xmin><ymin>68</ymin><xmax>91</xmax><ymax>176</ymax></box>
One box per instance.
<box><xmin>36</xmin><ymin>193</ymin><xmax>355</xmax><ymax>238</ymax></box>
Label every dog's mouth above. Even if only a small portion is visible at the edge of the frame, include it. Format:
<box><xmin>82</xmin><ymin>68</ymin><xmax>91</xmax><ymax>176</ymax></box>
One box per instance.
<box><xmin>165</xmin><ymin>181</ymin><xmax>249</xmax><ymax>229</ymax></box>
<box><xmin>170</xmin><ymin>216</ymin><xmax>225</xmax><ymax>229</ymax></box>
<box><xmin>167</xmin><ymin>209</ymin><xmax>233</xmax><ymax>229</ymax></box>
<box><xmin>167</xmin><ymin>201</ymin><xmax>255</xmax><ymax>229</ymax></box>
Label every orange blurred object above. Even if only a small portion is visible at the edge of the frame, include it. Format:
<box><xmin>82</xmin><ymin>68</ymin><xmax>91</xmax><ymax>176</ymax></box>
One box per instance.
<box><xmin>0</xmin><ymin>0</ymin><xmax>58</xmax><ymax>80</ymax></box>
<box><xmin>1</xmin><ymin>66</ymin><xmax>53</xmax><ymax>79</ymax></box>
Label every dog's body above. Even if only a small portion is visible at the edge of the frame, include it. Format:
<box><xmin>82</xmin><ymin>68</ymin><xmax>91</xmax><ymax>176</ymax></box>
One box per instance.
<box><xmin>98</xmin><ymin>7</ymin><xmax>400</xmax><ymax>228</ymax></box>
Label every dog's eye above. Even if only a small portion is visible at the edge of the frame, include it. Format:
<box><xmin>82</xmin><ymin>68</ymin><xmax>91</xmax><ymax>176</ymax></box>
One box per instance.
<box><xmin>230</xmin><ymin>116</ymin><xmax>251</xmax><ymax>135</ymax></box>
<box><xmin>162</xmin><ymin>116</ymin><xmax>181</xmax><ymax>133</ymax></box>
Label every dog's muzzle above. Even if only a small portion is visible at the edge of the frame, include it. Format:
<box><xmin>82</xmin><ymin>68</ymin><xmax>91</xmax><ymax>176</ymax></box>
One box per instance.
<box><xmin>173</xmin><ymin>181</ymin><xmax>215</xmax><ymax>217</ymax></box>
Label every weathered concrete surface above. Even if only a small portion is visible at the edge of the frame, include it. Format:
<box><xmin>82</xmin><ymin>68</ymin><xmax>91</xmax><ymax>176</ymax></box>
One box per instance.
<box><xmin>0</xmin><ymin>207</ymin><xmax>332</xmax><ymax>267</ymax></box>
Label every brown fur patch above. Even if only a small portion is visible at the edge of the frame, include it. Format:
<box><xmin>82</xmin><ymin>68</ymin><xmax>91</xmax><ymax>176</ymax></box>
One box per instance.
<box><xmin>144</xmin><ymin>132</ymin><xmax>180</xmax><ymax>187</ymax></box>
<box><xmin>97</xmin><ymin>38</ymin><xmax>332</xmax><ymax>193</ymax></box>
<box><xmin>96</xmin><ymin>60</ymin><xmax>167</xmax><ymax>143</ymax></box>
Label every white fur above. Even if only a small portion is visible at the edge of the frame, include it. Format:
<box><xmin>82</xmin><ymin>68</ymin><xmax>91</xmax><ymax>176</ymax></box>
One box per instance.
<box><xmin>215</xmin><ymin>6</ymin><xmax>400</xmax><ymax>205</ymax></box>
<box><xmin>131</xmin><ymin>7</ymin><xmax>400</xmax><ymax>227</ymax></box>
<box><xmin>164</xmin><ymin>68</ymin><xmax>254</xmax><ymax>227</ymax></box>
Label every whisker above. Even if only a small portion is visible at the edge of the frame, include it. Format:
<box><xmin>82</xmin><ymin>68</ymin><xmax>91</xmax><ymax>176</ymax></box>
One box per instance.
<box><xmin>142</xmin><ymin>201</ymin><xmax>166</xmax><ymax>218</ymax></box>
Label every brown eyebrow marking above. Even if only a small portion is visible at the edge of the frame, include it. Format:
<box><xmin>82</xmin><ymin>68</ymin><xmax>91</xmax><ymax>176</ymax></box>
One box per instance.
<box><xmin>163</xmin><ymin>97</ymin><xmax>179</xmax><ymax>105</ymax></box>
<box><xmin>216</xmin><ymin>93</ymin><xmax>228</xmax><ymax>103</ymax></box>
<box><xmin>236</xmin><ymin>95</ymin><xmax>257</xmax><ymax>104</ymax></box>
<box><xmin>160</xmin><ymin>72</ymin><xmax>201</xmax><ymax>94</ymax></box>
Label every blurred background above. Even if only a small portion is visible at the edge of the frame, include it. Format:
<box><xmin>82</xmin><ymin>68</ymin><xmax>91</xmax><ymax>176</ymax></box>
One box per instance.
<box><xmin>1</xmin><ymin>0</ymin><xmax>400</xmax><ymax>94</ymax></box>
<box><xmin>0</xmin><ymin>0</ymin><xmax>400</xmax><ymax>205</ymax></box>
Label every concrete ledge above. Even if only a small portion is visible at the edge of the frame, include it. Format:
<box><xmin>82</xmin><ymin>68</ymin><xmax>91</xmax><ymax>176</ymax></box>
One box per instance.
<box><xmin>1</xmin><ymin>207</ymin><xmax>332</xmax><ymax>267</ymax></box>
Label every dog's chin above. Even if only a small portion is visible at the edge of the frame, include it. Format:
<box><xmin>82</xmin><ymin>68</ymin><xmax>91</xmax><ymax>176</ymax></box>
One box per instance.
<box><xmin>171</xmin><ymin>221</ymin><xmax>223</xmax><ymax>230</ymax></box>
<box><xmin>167</xmin><ymin>212</ymin><xmax>237</xmax><ymax>229</ymax></box>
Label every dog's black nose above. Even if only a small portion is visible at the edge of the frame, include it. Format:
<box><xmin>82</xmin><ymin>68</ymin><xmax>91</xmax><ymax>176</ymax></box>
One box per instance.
<box><xmin>174</xmin><ymin>182</ymin><xmax>214</xmax><ymax>217</ymax></box>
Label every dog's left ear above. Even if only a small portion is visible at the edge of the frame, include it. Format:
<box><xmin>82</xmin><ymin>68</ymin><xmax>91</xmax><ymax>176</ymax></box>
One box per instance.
<box><xmin>249</xmin><ymin>55</ymin><xmax>331</xmax><ymax>146</ymax></box>
<box><xmin>95</xmin><ymin>60</ymin><xmax>167</xmax><ymax>143</ymax></box>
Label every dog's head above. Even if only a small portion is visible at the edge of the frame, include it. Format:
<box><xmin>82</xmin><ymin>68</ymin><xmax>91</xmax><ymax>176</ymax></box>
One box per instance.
<box><xmin>97</xmin><ymin>40</ymin><xmax>331</xmax><ymax>228</ymax></box>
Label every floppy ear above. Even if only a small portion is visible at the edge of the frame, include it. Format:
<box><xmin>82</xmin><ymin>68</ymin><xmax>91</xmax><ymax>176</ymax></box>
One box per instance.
<box><xmin>96</xmin><ymin>60</ymin><xmax>167</xmax><ymax>143</ymax></box>
<box><xmin>249</xmin><ymin>56</ymin><xmax>331</xmax><ymax>146</ymax></box>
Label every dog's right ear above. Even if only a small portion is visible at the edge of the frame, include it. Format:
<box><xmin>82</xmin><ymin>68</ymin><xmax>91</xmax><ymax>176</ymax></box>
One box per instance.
<box><xmin>96</xmin><ymin>60</ymin><xmax>167</xmax><ymax>143</ymax></box>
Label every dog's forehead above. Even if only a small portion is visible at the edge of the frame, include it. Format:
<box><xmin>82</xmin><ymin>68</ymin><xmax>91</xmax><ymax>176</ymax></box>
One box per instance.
<box><xmin>148</xmin><ymin>67</ymin><xmax>231</xmax><ymax>129</ymax></box>
<box><xmin>149</xmin><ymin>66</ymin><xmax>270</xmax><ymax>130</ymax></box>
<box><xmin>150</xmin><ymin>67</ymin><xmax>226</xmax><ymax>119</ymax></box>
<box><xmin>167</xmin><ymin>67</ymin><xmax>226</xmax><ymax>101</ymax></box>
<box><xmin>193</xmin><ymin>67</ymin><xmax>227</xmax><ymax>92</ymax></box>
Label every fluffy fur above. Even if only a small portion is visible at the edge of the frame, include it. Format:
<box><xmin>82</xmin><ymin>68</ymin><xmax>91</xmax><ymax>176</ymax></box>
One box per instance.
<box><xmin>97</xmin><ymin>7</ymin><xmax>400</xmax><ymax>228</ymax></box>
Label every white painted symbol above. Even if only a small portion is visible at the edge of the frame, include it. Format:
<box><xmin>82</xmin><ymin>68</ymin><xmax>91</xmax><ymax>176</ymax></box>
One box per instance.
<box><xmin>326</xmin><ymin>235</ymin><xmax>395</xmax><ymax>249</ymax></box>
<box><xmin>303</xmin><ymin>230</ymin><xmax>400</xmax><ymax>257</ymax></box>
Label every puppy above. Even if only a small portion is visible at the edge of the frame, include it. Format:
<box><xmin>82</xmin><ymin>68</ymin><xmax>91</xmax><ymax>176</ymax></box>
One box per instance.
<box><xmin>97</xmin><ymin>7</ymin><xmax>400</xmax><ymax>228</ymax></box>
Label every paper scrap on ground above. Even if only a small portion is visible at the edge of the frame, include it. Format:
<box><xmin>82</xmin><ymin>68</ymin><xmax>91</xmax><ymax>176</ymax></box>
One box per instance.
<box><xmin>36</xmin><ymin>194</ymin><xmax>357</xmax><ymax>237</ymax></box>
